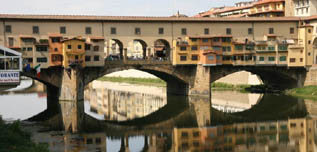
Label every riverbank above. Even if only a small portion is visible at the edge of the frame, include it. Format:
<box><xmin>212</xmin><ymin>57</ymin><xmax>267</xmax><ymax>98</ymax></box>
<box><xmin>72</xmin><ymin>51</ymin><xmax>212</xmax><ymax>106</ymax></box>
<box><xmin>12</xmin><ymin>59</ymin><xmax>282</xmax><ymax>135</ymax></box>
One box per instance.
<box><xmin>0</xmin><ymin>117</ymin><xmax>48</xmax><ymax>152</ymax></box>
<box><xmin>285</xmin><ymin>86</ymin><xmax>317</xmax><ymax>100</ymax></box>
<box><xmin>98</xmin><ymin>76</ymin><xmax>166</xmax><ymax>87</ymax></box>
<box><xmin>97</xmin><ymin>77</ymin><xmax>260</xmax><ymax>92</ymax></box>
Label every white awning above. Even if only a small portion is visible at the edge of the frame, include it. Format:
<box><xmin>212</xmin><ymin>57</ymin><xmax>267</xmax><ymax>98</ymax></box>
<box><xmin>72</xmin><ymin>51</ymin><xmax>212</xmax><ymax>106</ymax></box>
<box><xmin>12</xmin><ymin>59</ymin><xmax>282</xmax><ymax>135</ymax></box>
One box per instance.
<box><xmin>0</xmin><ymin>45</ymin><xmax>22</xmax><ymax>56</ymax></box>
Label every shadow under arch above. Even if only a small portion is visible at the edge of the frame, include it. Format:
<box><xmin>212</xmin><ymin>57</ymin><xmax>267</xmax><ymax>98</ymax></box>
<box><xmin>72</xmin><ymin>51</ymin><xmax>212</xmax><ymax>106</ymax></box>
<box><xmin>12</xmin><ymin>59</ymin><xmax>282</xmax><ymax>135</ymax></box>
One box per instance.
<box><xmin>210</xmin><ymin>65</ymin><xmax>306</xmax><ymax>89</ymax></box>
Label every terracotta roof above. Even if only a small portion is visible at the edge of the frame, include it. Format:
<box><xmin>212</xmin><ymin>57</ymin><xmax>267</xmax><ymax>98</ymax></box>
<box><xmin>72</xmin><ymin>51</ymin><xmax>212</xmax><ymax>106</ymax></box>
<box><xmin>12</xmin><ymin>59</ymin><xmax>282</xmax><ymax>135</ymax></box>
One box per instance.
<box><xmin>8</xmin><ymin>46</ymin><xmax>21</xmax><ymax>49</ymax></box>
<box><xmin>254</xmin><ymin>0</ymin><xmax>284</xmax><ymax>6</ymax></box>
<box><xmin>19</xmin><ymin>35</ymin><xmax>35</xmax><ymax>39</ymax></box>
<box><xmin>48</xmin><ymin>33</ymin><xmax>63</xmax><ymax>38</ymax></box>
<box><xmin>224</xmin><ymin>13</ymin><xmax>248</xmax><ymax>18</ymax></box>
<box><xmin>90</xmin><ymin>37</ymin><xmax>105</xmax><ymax>40</ymax></box>
<box><xmin>0</xmin><ymin>14</ymin><xmax>302</xmax><ymax>22</ymax></box>
<box><xmin>214</xmin><ymin>5</ymin><xmax>253</xmax><ymax>14</ymax></box>
<box><xmin>203</xmin><ymin>51</ymin><xmax>216</xmax><ymax>55</ymax></box>
<box><xmin>62</xmin><ymin>37</ymin><xmax>85</xmax><ymax>42</ymax></box>
<box><xmin>189</xmin><ymin>35</ymin><xmax>233</xmax><ymax>39</ymax></box>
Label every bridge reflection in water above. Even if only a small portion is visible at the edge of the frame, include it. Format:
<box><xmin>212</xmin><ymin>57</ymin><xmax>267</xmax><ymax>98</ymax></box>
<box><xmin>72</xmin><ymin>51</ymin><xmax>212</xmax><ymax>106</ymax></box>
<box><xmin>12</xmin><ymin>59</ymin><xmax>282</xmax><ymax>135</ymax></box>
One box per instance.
<box><xmin>25</xmin><ymin>81</ymin><xmax>317</xmax><ymax>151</ymax></box>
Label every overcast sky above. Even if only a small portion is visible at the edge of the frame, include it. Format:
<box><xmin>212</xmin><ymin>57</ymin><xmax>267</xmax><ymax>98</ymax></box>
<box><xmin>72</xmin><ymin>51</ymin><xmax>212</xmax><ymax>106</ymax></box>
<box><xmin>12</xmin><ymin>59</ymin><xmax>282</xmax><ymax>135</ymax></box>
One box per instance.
<box><xmin>2</xmin><ymin>0</ymin><xmax>249</xmax><ymax>16</ymax></box>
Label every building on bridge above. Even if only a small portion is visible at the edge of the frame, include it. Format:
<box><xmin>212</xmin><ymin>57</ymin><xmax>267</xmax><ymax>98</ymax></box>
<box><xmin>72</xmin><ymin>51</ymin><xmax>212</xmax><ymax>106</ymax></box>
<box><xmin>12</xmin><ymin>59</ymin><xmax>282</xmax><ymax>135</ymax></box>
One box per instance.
<box><xmin>172</xmin><ymin>24</ymin><xmax>314</xmax><ymax>67</ymax></box>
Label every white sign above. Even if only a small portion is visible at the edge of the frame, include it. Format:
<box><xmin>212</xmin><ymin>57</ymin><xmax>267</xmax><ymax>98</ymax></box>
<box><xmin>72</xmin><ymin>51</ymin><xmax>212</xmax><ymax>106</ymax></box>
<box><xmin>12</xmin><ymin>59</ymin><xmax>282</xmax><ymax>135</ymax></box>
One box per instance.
<box><xmin>0</xmin><ymin>71</ymin><xmax>20</xmax><ymax>84</ymax></box>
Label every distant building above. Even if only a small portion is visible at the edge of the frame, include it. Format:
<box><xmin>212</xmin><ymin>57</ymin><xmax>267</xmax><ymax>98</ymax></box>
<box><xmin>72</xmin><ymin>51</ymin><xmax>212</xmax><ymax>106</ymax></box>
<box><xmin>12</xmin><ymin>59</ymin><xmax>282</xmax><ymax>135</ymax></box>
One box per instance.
<box><xmin>285</xmin><ymin>0</ymin><xmax>317</xmax><ymax>17</ymax></box>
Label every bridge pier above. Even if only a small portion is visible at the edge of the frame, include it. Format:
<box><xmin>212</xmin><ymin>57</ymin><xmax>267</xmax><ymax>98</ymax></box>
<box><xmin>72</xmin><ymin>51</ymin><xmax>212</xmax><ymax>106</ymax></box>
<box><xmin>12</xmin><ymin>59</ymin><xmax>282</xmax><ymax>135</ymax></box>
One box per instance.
<box><xmin>188</xmin><ymin>65</ymin><xmax>211</xmax><ymax>97</ymax></box>
<box><xmin>59</xmin><ymin>66</ymin><xmax>84</xmax><ymax>101</ymax></box>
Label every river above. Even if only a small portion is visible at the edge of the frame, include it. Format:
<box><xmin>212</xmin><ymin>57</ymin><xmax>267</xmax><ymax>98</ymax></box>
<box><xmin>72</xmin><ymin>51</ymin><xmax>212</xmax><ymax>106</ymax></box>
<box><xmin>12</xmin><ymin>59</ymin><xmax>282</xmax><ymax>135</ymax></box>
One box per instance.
<box><xmin>0</xmin><ymin>81</ymin><xmax>316</xmax><ymax>152</ymax></box>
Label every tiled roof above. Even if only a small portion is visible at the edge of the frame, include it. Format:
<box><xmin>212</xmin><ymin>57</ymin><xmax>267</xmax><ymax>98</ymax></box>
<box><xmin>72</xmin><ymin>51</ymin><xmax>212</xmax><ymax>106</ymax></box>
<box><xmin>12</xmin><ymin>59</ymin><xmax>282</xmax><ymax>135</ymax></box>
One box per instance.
<box><xmin>254</xmin><ymin>0</ymin><xmax>284</xmax><ymax>6</ymax></box>
<box><xmin>0</xmin><ymin>14</ymin><xmax>302</xmax><ymax>22</ymax></box>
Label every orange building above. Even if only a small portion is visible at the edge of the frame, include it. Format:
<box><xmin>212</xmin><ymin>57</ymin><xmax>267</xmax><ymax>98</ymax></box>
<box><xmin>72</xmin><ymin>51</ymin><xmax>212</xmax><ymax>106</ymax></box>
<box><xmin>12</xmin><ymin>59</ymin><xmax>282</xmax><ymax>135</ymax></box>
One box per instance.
<box><xmin>48</xmin><ymin>34</ymin><xmax>63</xmax><ymax>66</ymax></box>
<box><xmin>62</xmin><ymin>37</ymin><xmax>85</xmax><ymax>68</ymax></box>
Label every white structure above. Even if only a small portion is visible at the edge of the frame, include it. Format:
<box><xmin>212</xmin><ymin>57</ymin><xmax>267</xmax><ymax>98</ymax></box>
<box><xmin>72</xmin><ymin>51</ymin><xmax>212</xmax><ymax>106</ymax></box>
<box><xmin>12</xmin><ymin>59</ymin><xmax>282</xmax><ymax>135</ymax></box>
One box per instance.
<box><xmin>0</xmin><ymin>45</ymin><xmax>22</xmax><ymax>87</ymax></box>
<box><xmin>293</xmin><ymin>0</ymin><xmax>317</xmax><ymax>16</ymax></box>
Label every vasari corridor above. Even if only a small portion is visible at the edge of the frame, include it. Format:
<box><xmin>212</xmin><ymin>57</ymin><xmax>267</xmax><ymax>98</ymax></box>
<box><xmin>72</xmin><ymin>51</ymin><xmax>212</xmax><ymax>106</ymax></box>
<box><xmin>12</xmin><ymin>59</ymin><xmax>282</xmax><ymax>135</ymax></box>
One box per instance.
<box><xmin>3</xmin><ymin>0</ymin><xmax>317</xmax><ymax>151</ymax></box>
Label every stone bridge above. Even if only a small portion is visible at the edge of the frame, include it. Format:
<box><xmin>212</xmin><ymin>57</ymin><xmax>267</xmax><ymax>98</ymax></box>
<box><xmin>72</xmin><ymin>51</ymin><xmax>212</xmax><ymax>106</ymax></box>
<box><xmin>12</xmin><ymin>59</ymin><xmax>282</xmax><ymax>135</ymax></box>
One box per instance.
<box><xmin>22</xmin><ymin>60</ymin><xmax>310</xmax><ymax>100</ymax></box>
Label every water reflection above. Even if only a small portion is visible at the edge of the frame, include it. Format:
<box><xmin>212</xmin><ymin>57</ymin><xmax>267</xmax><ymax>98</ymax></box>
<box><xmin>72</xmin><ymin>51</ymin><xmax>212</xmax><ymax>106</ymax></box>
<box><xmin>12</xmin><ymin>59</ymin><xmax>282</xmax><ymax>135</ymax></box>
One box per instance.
<box><xmin>173</xmin><ymin>117</ymin><xmax>317</xmax><ymax>152</ymax></box>
<box><xmin>85</xmin><ymin>81</ymin><xmax>167</xmax><ymax>121</ymax></box>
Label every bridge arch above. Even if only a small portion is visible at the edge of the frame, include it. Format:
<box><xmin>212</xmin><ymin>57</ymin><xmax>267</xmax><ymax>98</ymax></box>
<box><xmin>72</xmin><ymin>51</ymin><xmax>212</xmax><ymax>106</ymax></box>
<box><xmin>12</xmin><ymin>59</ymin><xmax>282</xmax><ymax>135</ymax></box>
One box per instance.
<box><xmin>210</xmin><ymin>66</ymin><xmax>305</xmax><ymax>89</ymax></box>
<box><xmin>132</xmin><ymin>39</ymin><xmax>148</xmax><ymax>59</ymax></box>
<box><xmin>154</xmin><ymin>39</ymin><xmax>171</xmax><ymax>60</ymax></box>
<box><xmin>107</xmin><ymin>39</ymin><xmax>124</xmax><ymax>60</ymax></box>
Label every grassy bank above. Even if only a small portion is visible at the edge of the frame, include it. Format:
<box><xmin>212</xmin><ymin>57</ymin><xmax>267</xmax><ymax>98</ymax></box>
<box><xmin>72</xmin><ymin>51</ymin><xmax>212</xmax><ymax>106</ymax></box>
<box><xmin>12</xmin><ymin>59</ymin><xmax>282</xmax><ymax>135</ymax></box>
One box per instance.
<box><xmin>0</xmin><ymin>117</ymin><xmax>48</xmax><ymax>152</ymax></box>
<box><xmin>212</xmin><ymin>82</ymin><xmax>251</xmax><ymax>91</ymax></box>
<box><xmin>285</xmin><ymin>86</ymin><xmax>317</xmax><ymax>100</ymax></box>
<box><xmin>98</xmin><ymin>76</ymin><xmax>166</xmax><ymax>87</ymax></box>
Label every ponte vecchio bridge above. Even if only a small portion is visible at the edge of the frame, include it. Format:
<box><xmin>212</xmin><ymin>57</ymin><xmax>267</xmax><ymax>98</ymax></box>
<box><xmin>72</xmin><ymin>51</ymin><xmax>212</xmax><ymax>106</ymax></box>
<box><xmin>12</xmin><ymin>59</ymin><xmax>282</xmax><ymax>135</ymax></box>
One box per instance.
<box><xmin>2</xmin><ymin>14</ymin><xmax>317</xmax><ymax>132</ymax></box>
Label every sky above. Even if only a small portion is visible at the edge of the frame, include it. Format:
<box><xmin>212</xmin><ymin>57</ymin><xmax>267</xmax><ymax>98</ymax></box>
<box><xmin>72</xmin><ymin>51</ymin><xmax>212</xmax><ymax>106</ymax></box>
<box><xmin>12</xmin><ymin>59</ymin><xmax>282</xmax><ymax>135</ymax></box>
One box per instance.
<box><xmin>1</xmin><ymin>0</ymin><xmax>250</xmax><ymax>17</ymax></box>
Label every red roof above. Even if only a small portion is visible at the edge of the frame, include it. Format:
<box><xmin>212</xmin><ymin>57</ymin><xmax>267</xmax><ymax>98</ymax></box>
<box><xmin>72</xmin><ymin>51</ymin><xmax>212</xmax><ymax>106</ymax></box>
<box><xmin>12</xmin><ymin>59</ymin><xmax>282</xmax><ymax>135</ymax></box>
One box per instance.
<box><xmin>48</xmin><ymin>33</ymin><xmax>63</xmax><ymax>38</ymax></box>
<box><xmin>254</xmin><ymin>0</ymin><xmax>284</xmax><ymax>6</ymax></box>
<box><xmin>20</xmin><ymin>35</ymin><xmax>35</xmax><ymax>39</ymax></box>
<box><xmin>0</xmin><ymin>14</ymin><xmax>301</xmax><ymax>22</ymax></box>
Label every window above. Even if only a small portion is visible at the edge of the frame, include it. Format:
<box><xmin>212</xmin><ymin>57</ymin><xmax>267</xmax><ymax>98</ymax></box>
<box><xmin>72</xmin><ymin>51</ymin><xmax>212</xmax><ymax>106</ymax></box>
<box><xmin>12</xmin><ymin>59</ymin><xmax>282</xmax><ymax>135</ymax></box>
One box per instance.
<box><xmin>280</xmin><ymin>56</ymin><xmax>286</xmax><ymax>61</ymax></box>
<box><xmin>193</xmin><ymin>131</ymin><xmax>200</xmax><ymax>137</ymax></box>
<box><xmin>94</xmin><ymin>55</ymin><xmax>100</xmax><ymax>61</ymax></box>
<box><xmin>85</xmin><ymin>44</ymin><xmax>91</xmax><ymax>50</ymax></box>
<box><xmin>181</xmin><ymin>28</ymin><xmax>187</xmax><ymax>35</ymax></box>
<box><xmin>290</xmin><ymin>123</ymin><xmax>296</xmax><ymax>128</ymax></box>
<box><xmin>235</xmin><ymin>45</ymin><xmax>243</xmax><ymax>51</ymax></box>
<box><xmin>204</xmin><ymin>28</ymin><xmax>209</xmax><ymax>35</ymax></box>
<box><xmin>85</xmin><ymin>56</ymin><xmax>91</xmax><ymax>61</ymax></box>
<box><xmin>33</xmin><ymin>26</ymin><xmax>39</xmax><ymax>34</ymax></box>
<box><xmin>191</xmin><ymin>38</ymin><xmax>197</xmax><ymax>42</ymax></box>
<box><xmin>308</xmin><ymin>29</ymin><xmax>312</xmax><ymax>33</ymax></box>
<box><xmin>213</xmin><ymin>38</ymin><xmax>220</xmax><ymax>42</ymax></box>
<box><xmin>259</xmin><ymin>56</ymin><xmax>265</xmax><ymax>61</ymax></box>
<box><xmin>25</xmin><ymin>58</ymin><xmax>33</xmax><ymax>63</ymax></box>
<box><xmin>202</xmin><ymin>39</ymin><xmax>209</xmax><ymax>43</ymax></box>
<box><xmin>290</xmin><ymin>27</ymin><xmax>295</xmax><ymax>34</ymax></box>
<box><xmin>191</xmin><ymin>55</ymin><xmax>198</xmax><ymax>61</ymax></box>
<box><xmin>135</xmin><ymin>27</ymin><xmax>141</xmax><ymax>35</ymax></box>
<box><xmin>226</xmin><ymin>28</ymin><xmax>232</xmax><ymax>35</ymax></box>
<box><xmin>8</xmin><ymin>37</ymin><xmax>14</xmax><ymax>47</ymax></box>
<box><xmin>54</xmin><ymin>48</ymin><xmax>58</xmax><ymax>51</ymax></box>
<box><xmin>257</xmin><ymin>46</ymin><xmax>266</xmax><ymax>50</ymax></box>
<box><xmin>191</xmin><ymin>46</ymin><xmax>198</xmax><ymax>51</ymax></box>
<box><xmin>36</xmin><ymin>46</ymin><xmax>48</xmax><ymax>52</ymax></box>
<box><xmin>27</xmin><ymin>47</ymin><xmax>33</xmax><ymax>51</ymax></box>
<box><xmin>67</xmin><ymin>45</ymin><xmax>72</xmax><ymax>49</ymax></box>
<box><xmin>268</xmin><ymin>46</ymin><xmax>275</xmax><ymax>51</ymax></box>
<box><xmin>216</xmin><ymin>55</ymin><xmax>221</xmax><ymax>60</ymax></box>
<box><xmin>212</xmin><ymin>46</ymin><xmax>221</xmax><ymax>51</ymax></box>
<box><xmin>248</xmin><ymin>28</ymin><xmax>253</xmax><ymax>35</ymax></box>
<box><xmin>223</xmin><ymin>46</ymin><xmax>231</xmax><ymax>52</ymax></box>
<box><xmin>290</xmin><ymin>58</ymin><xmax>296</xmax><ymax>62</ymax></box>
<box><xmin>111</xmin><ymin>27</ymin><xmax>116</xmax><ymax>34</ymax></box>
<box><xmin>78</xmin><ymin>45</ymin><xmax>82</xmax><ymax>49</ymax></box>
<box><xmin>180</xmin><ymin>46</ymin><xmax>187</xmax><ymax>51</ymax></box>
<box><xmin>268</xmin><ymin>56</ymin><xmax>275</xmax><ymax>61</ymax></box>
<box><xmin>222</xmin><ymin>37</ymin><xmax>231</xmax><ymax>43</ymax></box>
<box><xmin>158</xmin><ymin>28</ymin><xmax>164</xmax><ymax>34</ymax></box>
<box><xmin>180</xmin><ymin>55</ymin><xmax>187</xmax><ymax>61</ymax></box>
<box><xmin>208</xmin><ymin>55</ymin><xmax>214</xmax><ymax>60</ymax></box>
<box><xmin>60</xmin><ymin>26</ymin><xmax>66</xmax><ymax>34</ymax></box>
<box><xmin>36</xmin><ymin>57</ymin><xmax>47</xmax><ymax>63</ymax></box>
<box><xmin>85</xmin><ymin>27</ymin><xmax>92</xmax><ymax>34</ymax></box>
<box><xmin>300</xmin><ymin>58</ymin><xmax>303</xmax><ymax>62</ymax></box>
<box><xmin>52</xmin><ymin>38</ymin><xmax>60</xmax><ymax>43</ymax></box>
<box><xmin>5</xmin><ymin>25</ymin><xmax>11</xmax><ymax>33</ymax></box>
<box><xmin>93</xmin><ymin>46</ymin><xmax>99</xmax><ymax>51</ymax></box>
<box><xmin>278</xmin><ymin>45</ymin><xmax>288</xmax><ymax>51</ymax></box>
<box><xmin>269</xmin><ymin>28</ymin><xmax>274</xmax><ymax>34</ymax></box>
<box><xmin>75</xmin><ymin>55</ymin><xmax>79</xmax><ymax>60</ymax></box>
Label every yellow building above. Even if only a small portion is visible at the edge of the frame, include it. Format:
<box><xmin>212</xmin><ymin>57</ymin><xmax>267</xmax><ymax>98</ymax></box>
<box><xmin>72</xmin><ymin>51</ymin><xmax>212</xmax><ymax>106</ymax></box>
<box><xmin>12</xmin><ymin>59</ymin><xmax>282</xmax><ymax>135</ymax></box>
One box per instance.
<box><xmin>249</xmin><ymin>0</ymin><xmax>285</xmax><ymax>17</ymax></box>
<box><xmin>62</xmin><ymin>38</ymin><xmax>85</xmax><ymax>68</ymax></box>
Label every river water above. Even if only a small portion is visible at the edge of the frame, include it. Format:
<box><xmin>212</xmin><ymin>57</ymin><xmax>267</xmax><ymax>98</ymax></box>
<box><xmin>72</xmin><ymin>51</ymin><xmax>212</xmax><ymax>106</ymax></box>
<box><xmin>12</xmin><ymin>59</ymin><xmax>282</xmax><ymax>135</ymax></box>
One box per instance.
<box><xmin>0</xmin><ymin>81</ymin><xmax>316</xmax><ymax>152</ymax></box>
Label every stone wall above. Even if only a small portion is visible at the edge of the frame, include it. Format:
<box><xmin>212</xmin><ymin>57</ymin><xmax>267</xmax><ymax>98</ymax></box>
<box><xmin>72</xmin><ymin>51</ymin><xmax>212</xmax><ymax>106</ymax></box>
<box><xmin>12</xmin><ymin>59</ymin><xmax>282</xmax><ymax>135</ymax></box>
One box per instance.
<box><xmin>304</xmin><ymin>67</ymin><xmax>317</xmax><ymax>86</ymax></box>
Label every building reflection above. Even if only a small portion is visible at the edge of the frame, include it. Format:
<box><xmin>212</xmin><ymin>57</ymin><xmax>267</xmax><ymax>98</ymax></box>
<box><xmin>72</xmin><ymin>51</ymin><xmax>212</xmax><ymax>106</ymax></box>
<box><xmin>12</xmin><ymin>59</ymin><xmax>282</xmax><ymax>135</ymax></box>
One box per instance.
<box><xmin>173</xmin><ymin>117</ymin><xmax>317</xmax><ymax>152</ymax></box>
<box><xmin>85</xmin><ymin>81</ymin><xmax>167</xmax><ymax>121</ymax></box>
